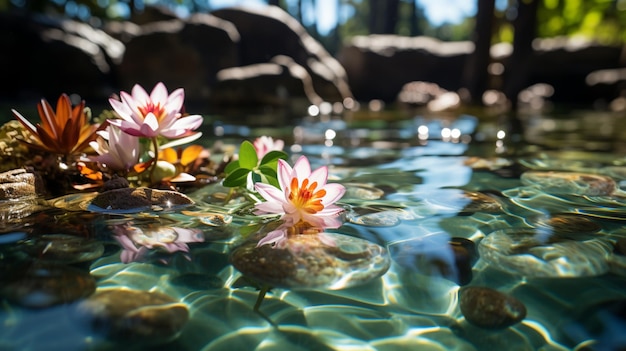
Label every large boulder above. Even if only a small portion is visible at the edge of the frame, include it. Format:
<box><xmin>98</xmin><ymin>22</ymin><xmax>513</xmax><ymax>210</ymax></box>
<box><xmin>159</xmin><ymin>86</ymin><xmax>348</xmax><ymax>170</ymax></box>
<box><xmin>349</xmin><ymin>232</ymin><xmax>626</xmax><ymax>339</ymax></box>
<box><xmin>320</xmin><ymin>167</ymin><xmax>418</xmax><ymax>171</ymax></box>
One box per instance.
<box><xmin>519</xmin><ymin>38</ymin><xmax>624</xmax><ymax>104</ymax></box>
<box><xmin>0</xmin><ymin>11</ymin><xmax>124</xmax><ymax>102</ymax></box>
<box><xmin>211</xmin><ymin>5</ymin><xmax>353</xmax><ymax>104</ymax></box>
<box><xmin>337</xmin><ymin>35</ymin><xmax>473</xmax><ymax>103</ymax></box>
<box><xmin>113</xmin><ymin>13</ymin><xmax>240</xmax><ymax>105</ymax></box>
<box><xmin>210</xmin><ymin>55</ymin><xmax>324</xmax><ymax>110</ymax></box>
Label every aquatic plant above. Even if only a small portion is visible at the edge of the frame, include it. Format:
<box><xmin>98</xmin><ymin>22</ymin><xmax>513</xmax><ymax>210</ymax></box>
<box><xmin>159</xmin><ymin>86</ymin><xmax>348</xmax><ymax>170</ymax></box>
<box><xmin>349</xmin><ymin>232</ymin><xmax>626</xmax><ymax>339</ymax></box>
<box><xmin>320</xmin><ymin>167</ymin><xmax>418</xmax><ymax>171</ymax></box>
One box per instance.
<box><xmin>11</xmin><ymin>94</ymin><xmax>104</xmax><ymax>157</ymax></box>
<box><xmin>223</xmin><ymin>139</ymin><xmax>288</xmax><ymax>189</ymax></box>
<box><xmin>107</xmin><ymin>82</ymin><xmax>202</xmax><ymax>139</ymax></box>
<box><xmin>253</xmin><ymin>155</ymin><xmax>346</xmax><ymax>247</ymax></box>
<box><xmin>107</xmin><ymin>82</ymin><xmax>204</xmax><ymax>183</ymax></box>
<box><xmin>89</xmin><ymin>125</ymin><xmax>142</xmax><ymax>174</ymax></box>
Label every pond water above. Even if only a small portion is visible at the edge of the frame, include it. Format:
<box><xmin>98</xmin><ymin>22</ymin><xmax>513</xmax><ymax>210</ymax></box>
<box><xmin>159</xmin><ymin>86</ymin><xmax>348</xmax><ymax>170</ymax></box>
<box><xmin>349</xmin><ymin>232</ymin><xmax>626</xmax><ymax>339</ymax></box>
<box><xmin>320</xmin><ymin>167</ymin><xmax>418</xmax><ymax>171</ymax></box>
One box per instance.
<box><xmin>1</xmin><ymin>107</ymin><xmax>626</xmax><ymax>351</ymax></box>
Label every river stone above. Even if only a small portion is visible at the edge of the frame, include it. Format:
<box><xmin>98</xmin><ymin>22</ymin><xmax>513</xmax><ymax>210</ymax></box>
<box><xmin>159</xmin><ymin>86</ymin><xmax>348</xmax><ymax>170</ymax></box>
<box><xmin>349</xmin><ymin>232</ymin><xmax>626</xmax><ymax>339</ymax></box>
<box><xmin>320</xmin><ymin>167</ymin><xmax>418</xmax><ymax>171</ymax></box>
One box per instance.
<box><xmin>0</xmin><ymin>262</ymin><xmax>96</xmax><ymax>308</ymax></box>
<box><xmin>89</xmin><ymin>187</ymin><xmax>193</xmax><ymax>212</ymax></box>
<box><xmin>20</xmin><ymin>234</ymin><xmax>105</xmax><ymax>264</ymax></box>
<box><xmin>527</xmin><ymin>213</ymin><xmax>601</xmax><ymax>239</ymax></box>
<box><xmin>77</xmin><ymin>288</ymin><xmax>189</xmax><ymax>343</ymax></box>
<box><xmin>479</xmin><ymin>228</ymin><xmax>612</xmax><ymax>278</ymax></box>
<box><xmin>521</xmin><ymin>171</ymin><xmax>618</xmax><ymax>196</ymax></box>
<box><xmin>0</xmin><ymin>168</ymin><xmax>43</xmax><ymax>200</ymax></box>
<box><xmin>389</xmin><ymin>235</ymin><xmax>478</xmax><ymax>285</ymax></box>
<box><xmin>230</xmin><ymin>232</ymin><xmax>390</xmax><ymax>289</ymax></box>
<box><xmin>460</xmin><ymin>286</ymin><xmax>527</xmax><ymax>329</ymax></box>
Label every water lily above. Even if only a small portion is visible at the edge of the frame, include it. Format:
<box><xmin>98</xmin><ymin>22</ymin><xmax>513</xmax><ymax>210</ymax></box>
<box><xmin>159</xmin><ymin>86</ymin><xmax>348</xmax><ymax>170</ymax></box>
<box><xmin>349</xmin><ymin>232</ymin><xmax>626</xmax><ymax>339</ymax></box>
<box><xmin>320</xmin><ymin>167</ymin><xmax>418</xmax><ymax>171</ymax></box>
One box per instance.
<box><xmin>11</xmin><ymin>94</ymin><xmax>104</xmax><ymax>156</ymax></box>
<box><xmin>88</xmin><ymin>125</ymin><xmax>141</xmax><ymax>173</ymax></box>
<box><xmin>254</xmin><ymin>155</ymin><xmax>346</xmax><ymax>247</ymax></box>
<box><xmin>108</xmin><ymin>82</ymin><xmax>203</xmax><ymax>139</ymax></box>
<box><xmin>253</xmin><ymin>136</ymin><xmax>284</xmax><ymax>160</ymax></box>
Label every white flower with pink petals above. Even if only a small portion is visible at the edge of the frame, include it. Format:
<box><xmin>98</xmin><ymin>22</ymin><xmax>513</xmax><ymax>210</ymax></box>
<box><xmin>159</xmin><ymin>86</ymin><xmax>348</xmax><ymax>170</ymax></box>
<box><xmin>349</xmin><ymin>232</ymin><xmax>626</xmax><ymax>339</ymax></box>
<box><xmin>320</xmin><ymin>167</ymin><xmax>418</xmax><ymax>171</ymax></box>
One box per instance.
<box><xmin>254</xmin><ymin>155</ymin><xmax>346</xmax><ymax>247</ymax></box>
<box><xmin>253</xmin><ymin>136</ymin><xmax>284</xmax><ymax>160</ymax></box>
<box><xmin>108</xmin><ymin>82</ymin><xmax>202</xmax><ymax>139</ymax></box>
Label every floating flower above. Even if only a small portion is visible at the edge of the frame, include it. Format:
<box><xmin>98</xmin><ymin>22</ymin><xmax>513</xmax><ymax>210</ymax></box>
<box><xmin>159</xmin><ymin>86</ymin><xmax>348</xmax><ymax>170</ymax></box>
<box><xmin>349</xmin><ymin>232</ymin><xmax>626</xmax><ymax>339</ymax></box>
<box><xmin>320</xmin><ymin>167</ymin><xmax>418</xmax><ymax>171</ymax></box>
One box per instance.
<box><xmin>88</xmin><ymin>125</ymin><xmax>141</xmax><ymax>173</ymax></box>
<box><xmin>253</xmin><ymin>136</ymin><xmax>284</xmax><ymax>160</ymax></box>
<box><xmin>254</xmin><ymin>155</ymin><xmax>346</xmax><ymax>247</ymax></box>
<box><xmin>108</xmin><ymin>82</ymin><xmax>203</xmax><ymax>139</ymax></box>
<box><xmin>11</xmin><ymin>94</ymin><xmax>104</xmax><ymax>156</ymax></box>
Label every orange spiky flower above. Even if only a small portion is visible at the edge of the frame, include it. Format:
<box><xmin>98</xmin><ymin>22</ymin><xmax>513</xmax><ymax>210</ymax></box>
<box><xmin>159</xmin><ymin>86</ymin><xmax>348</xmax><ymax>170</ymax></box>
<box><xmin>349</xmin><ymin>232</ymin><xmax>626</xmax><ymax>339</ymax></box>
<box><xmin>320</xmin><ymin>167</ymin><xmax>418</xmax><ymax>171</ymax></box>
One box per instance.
<box><xmin>11</xmin><ymin>94</ymin><xmax>106</xmax><ymax>156</ymax></box>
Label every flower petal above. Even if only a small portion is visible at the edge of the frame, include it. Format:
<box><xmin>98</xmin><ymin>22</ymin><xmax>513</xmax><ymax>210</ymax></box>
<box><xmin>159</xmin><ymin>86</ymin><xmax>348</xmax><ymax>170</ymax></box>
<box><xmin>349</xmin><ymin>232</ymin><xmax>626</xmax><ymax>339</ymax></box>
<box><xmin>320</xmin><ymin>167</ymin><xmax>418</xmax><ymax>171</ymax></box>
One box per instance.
<box><xmin>292</xmin><ymin>155</ymin><xmax>311</xmax><ymax>179</ymax></box>
<box><xmin>308</xmin><ymin>165</ymin><xmax>328</xmax><ymax>188</ymax></box>
<box><xmin>321</xmin><ymin>183</ymin><xmax>346</xmax><ymax>206</ymax></box>
<box><xmin>160</xmin><ymin>114</ymin><xmax>203</xmax><ymax>138</ymax></box>
<box><xmin>255</xmin><ymin>182</ymin><xmax>286</xmax><ymax>205</ymax></box>
<box><xmin>256</xmin><ymin>229</ymin><xmax>287</xmax><ymax>247</ymax></box>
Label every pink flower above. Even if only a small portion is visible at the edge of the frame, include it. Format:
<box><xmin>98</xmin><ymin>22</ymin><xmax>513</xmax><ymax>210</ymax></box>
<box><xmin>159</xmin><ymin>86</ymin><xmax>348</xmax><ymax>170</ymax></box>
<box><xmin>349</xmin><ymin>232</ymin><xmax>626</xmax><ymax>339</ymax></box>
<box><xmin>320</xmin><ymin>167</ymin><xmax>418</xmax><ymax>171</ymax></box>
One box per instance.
<box><xmin>88</xmin><ymin>125</ymin><xmax>140</xmax><ymax>172</ymax></box>
<box><xmin>254</xmin><ymin>155</ymin><xmax>346</xmax><ymax>246</ymax></box>
<box><xmin>253</xmin><ymin>136</ymin><xmax>284</xmax><ymax>159</ymax></box>
<box><xmin>108</xmin><ymin>82</ymin><xmax>203</xmax><ymax>139</ymax></box>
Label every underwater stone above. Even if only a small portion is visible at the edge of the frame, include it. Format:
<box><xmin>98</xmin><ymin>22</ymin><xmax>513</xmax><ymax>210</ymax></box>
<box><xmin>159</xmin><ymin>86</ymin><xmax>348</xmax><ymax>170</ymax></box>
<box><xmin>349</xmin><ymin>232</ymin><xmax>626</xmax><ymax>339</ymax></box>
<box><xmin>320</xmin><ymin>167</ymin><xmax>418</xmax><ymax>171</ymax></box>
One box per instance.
<box><xmin>526</xmin><ymin>213</ymin><xmax>601</xmax><ymax>241</ymax></box>
<box><xmin>388</xmin><ymin>235</ymin><xmax>478</xmax><ymax>286</ymax></box>
<box><xmin>479</xmin><ymin>228</ymin><xmax>612</xmax><ymax>278</ymax></box>
<box><xmin>0</xmin><ymin>261</ymin><xmax>96</xmax><ymax>308</ymax></box>
<box><xmin>77</xmin><ymin>288</ymin><xmax>189</xmax><ymax>343</ymax></box>
<box><xmin>230</xmin><ymin>232</ymin><xmax>390</xmax><ymax>289</ymax></box>
<box><xmin>521</xmin><ymin>171</ymin><xmax>618</xmax><ymax>196</ymax></box>
<box><xmin>20</xmin><ymin>234</ymin><xmax>105</xmax><ymax>264</ymax></box>
<box><xmin>460</xmin><ymin>286</ymin><xmax>527</xmax><ymax>329</ymax></box>
<box><xmin>90</xmin><ymin>187</ymin><xmax>193</xmax><ymax>212</ymax></box>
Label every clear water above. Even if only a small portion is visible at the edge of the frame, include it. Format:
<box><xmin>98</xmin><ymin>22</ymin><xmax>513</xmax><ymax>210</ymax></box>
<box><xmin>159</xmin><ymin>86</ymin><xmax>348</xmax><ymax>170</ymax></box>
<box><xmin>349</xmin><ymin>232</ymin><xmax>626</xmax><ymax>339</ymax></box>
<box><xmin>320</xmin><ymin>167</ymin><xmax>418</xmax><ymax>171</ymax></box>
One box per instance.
<box><xmin>1</xmin><ymin>108</ymin><xmax>626</xmax><ymax>351</ymax></box>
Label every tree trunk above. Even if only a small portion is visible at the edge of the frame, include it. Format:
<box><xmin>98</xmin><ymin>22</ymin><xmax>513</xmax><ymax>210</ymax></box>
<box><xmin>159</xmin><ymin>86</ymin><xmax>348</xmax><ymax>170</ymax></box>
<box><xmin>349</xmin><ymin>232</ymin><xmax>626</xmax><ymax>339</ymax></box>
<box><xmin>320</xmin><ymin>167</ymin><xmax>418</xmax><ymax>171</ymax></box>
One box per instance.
<box><xmin>369</xmin><ymin>0</ymin><xmax>399</xmax><ymax>34</ymax></box>
<box><xmin>504</xmin><ymin>0</ymin><xmax>539</xmax><ymax>110</ymax></box>
<box><xmin>462</xmin><ymin>0</ymin><xmax>495</xmax><ymax>104</ymax></box>
<box><xmin>409</xmin><ymin>0</ymin><xmax>422</xmax><ymax>36</ymax></box>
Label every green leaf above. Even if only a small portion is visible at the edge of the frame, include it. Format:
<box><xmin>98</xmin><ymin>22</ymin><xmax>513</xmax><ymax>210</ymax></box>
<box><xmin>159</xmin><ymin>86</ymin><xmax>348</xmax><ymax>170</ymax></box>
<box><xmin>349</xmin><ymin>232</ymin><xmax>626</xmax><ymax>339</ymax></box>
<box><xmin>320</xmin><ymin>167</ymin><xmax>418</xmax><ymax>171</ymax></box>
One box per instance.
<box><xmin>224</xmin><ymin>160</ymin><xmax>240</xmax><ymax>174</ymax></box>
<box><xmin>264</xmin><ymin>175</ymin><xmax>280</xmax><ymax>188</ymax></box>
<box><xmin>222</xmin><ymin>168</ymin><xmax>251</xmax><ymax>187</ymax></box>
<box><xmin>259</xmin><ymin>164</ymin><xmax>278</xmax><ymax>179</ymax></box>
<box><xmin>238</xmin><ymin>141</ymin><xmax>258</xmax><ymax>169</ymax></box>
<box><xmin>260</xmin><ymin>150</ymin><xmax>288</xmax><ymax>166</ymax></box>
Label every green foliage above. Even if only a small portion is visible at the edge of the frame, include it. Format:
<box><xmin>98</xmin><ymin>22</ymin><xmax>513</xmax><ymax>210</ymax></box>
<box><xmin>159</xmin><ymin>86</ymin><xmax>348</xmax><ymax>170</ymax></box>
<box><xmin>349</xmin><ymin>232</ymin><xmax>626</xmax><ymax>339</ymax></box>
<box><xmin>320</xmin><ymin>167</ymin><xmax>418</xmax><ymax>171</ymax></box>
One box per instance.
<box><xmin>223</xmin><ymin>140</ymin><xmax>287</xmax><ymax>189</ymax></box>
<box><xmin>535</xmin><ymin>0</ymin><xmax>626</xmax><ymax>44</ymax></box>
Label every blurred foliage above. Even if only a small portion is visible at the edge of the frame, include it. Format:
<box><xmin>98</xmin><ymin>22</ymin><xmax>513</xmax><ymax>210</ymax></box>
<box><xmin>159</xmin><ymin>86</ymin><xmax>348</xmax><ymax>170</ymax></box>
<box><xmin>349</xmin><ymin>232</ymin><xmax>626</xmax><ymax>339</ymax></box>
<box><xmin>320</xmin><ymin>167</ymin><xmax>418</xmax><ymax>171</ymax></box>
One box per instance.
<box><xmin>0</xmin><ymin>0</ymin><xmax>624</xmax><ymax>45</ymax></box>
<box><xmin>536</xmin><ymin>0</ymin><xmax>626</xmax><ymax>43</ymax></box>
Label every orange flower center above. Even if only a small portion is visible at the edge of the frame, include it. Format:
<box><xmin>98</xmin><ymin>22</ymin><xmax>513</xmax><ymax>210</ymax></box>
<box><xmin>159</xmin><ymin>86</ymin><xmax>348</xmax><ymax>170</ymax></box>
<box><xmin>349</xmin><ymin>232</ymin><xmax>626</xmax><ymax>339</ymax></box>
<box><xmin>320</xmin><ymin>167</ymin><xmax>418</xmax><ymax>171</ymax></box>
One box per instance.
<box><xmin>288</xmin><ymin>177</ymin><xmax>326</xmax><ymax>214</ymax></box>
<box><xmin>138</xmin><ymin>101</ymin><xmax>166</xmax><ymax>121</ymax></box>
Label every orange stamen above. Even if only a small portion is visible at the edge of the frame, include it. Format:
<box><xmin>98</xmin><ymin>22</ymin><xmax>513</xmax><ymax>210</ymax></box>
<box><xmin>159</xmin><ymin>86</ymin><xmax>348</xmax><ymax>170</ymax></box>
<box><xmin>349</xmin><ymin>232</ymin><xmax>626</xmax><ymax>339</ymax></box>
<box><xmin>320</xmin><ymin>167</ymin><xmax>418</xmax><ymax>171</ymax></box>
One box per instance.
<box><xmin>288</xmin><ymin>177</ymin><xmax>326</xmax><ymax>214</ymax></box>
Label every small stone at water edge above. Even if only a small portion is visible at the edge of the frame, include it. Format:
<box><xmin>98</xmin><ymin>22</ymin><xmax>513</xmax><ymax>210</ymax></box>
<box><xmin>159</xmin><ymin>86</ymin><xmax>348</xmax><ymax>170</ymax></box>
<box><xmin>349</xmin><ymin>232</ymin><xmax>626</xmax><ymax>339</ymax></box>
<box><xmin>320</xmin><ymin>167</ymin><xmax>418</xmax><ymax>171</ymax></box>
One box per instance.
<box><xmin>77</xmin><ymin>288</ymin><xmax>189</xmax><ymax>344</ymax></box>
<box><xmin>460</xmin><ymin>286</ymin><xmax>527</xmax><ymax>329</ymax></box>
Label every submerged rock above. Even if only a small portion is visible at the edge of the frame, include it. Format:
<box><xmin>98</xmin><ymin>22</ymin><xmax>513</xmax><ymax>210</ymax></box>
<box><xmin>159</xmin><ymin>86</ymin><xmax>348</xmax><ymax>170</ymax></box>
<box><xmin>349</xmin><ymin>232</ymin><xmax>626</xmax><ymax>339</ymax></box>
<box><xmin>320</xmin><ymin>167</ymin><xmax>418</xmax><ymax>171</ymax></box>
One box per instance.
<box><xmin>19</xmin><ymin>234</ymin><xmax>105</xmax><ymax>264</ymax></box>
<box><xmin>521</xmin><ymin>171</ymin><xmax>619</xmax><ymax>196</ymax></box>
<box><xmin>77</xmin><ymin>288</ymin><xmax>189</xmax><ymax>343</ymax></box>
<box><xmin>230</xmin><ymin>232</ymin><xmax>390</xmax><ymax>289</ymax></box>
<box><xmin>0</xmin><ymin>261</ymin><xmax>96</xmax><ymax>308</ymax></box>
<box><xmin>460</xmin><ymin>286</ymin><xmax>527</xmax><ymax>329</ymax></box>
<box><xmin>89</xmin><ymin>187</ymin><xmax>193</xmax><ymax>212</ymax></box>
